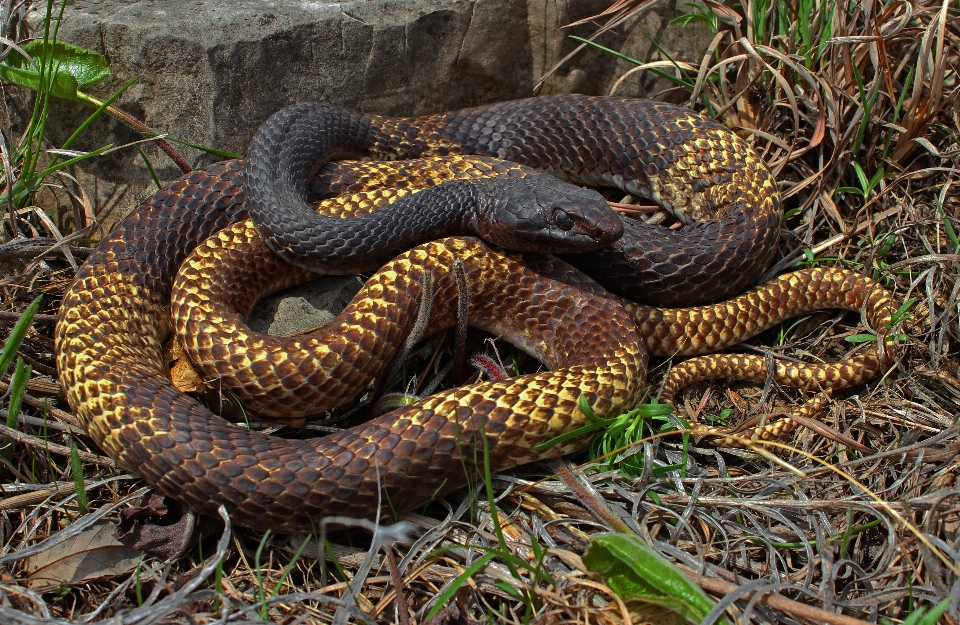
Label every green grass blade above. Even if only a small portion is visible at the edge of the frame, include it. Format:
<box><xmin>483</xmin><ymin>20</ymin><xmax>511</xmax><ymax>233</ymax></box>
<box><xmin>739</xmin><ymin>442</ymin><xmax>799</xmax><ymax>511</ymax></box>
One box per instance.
<box><xmin>532</xmin><ymin>418</ymin><xmax>610</xmax><ymax>452</ymax></box>
<box><xmin>916</xmin><ymin>598</ymin><xmax>951</xmax><ymax>625</ymax></box>
<box><xmin>938</xmin><ymin>204</ymin><xmax>960</xmax><ymax>252</ymax></box>
<box><xmin>6</xmin><ymin>358</ymin><xmax>30</xmax><ymax>427</ymax></box>
<box><xmin>138</xmin><ymin>147</ymin><xmax>162</xmax><ymax>190</ymax></box>
<box><xmin>3</xmin><ymin>358</ymin><xmax>32</xmax><ymax>463</ymax></box>
<box><xmin>0</xmin><ymin>296</ymin><xmax>41</xmax><ymax>379</ymax></box>
<box><xmin>141</xmin><ymin>134</ymin><xmax>243</xmax><ymax>159</ymax></box>
<box><xmin>254</xmin><ymin>530</ymin><xmax>272</xmax><ymax>619</ymax></box>
<box><xmin>65</xmin><ymin>76</ymin><xmax>139</xmax><ymax>151</ymax></box>
<box><xmin>270</xmin><ymin>536</ymin><xmax>311</xmax><ymax>600</ymax></box>
<box><xmin>569</xmin><ymin>36</ymin><xmax>694</xmax><ymax>89</ymax></box>
<box><xmin>425</xmin><ymin>552</ymin><xmax>497</xmax><ymax>620</ymax></box>
<box><xmin>70</xmin><ymin>441</ymin><xmax>88</xmax><ymax>514</ymax></box>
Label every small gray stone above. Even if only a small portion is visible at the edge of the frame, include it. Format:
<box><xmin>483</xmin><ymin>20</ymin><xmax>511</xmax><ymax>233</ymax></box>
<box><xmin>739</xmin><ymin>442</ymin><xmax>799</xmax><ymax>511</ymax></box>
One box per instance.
<box><xmin>248</xmin><ymin>275</ymin><xmax>364</xmax><ymax>336</ymax></box>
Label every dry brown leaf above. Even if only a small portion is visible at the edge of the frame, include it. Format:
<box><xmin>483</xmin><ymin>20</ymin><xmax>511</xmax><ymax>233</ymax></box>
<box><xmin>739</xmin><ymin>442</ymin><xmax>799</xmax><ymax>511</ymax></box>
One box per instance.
<box><xmin>23</xmin><ymin>523</ymin><xmax>141</xmax><ymax>589</ymax></box>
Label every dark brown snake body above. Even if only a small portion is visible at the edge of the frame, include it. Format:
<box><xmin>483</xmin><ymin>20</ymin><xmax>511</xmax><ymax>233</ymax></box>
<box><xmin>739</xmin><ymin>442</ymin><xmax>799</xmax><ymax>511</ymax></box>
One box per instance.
<box><xmin>55</xmin><ymin>96</ymin><xmax>894</xmax><ymax>531</ymax></box>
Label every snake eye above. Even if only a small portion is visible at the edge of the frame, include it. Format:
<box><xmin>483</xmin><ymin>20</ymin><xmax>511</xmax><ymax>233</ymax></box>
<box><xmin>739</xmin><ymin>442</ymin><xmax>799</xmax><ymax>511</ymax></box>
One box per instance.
<box><xmin>553</xmin><ymin>208</ymin><xmax>575</xmax><ymax>231</ymax></box>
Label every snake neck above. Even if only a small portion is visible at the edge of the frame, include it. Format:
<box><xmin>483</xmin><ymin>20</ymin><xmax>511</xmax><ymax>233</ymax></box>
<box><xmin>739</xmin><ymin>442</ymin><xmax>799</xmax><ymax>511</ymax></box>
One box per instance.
<box><xmin>251</xmin><ymin>178</ymin><xmax>494</xmax><ymax>274</ymax></box>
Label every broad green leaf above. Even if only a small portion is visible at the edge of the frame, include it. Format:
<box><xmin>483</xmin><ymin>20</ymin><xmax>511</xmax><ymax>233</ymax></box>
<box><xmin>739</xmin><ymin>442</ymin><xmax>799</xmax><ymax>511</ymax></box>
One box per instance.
<box><xmin>0</xmin><ymin>40</ymin><xmax>110</xmax><ymax>99</ymax></box>
<box><xmin>583</xmin><ymin>533</ymin><xmax>728</xmax><ymax>625</ymax></box>
<box><xmin>0</xmin><ymin>63</ymin><xmax>78</xmax><ymax>99</ymax></box>
<box><xmin>7</xmin><ymin>40</ymin><xmax>109</xmax><ymax>87</ymax></box>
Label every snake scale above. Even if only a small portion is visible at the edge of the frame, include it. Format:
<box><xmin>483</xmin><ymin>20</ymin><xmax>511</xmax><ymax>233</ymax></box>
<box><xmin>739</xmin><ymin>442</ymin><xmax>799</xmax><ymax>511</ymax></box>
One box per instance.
<box><xmin>55</xmin><ymin>96</ymin><xmax>895</xmax><ymax>532</ymax></box>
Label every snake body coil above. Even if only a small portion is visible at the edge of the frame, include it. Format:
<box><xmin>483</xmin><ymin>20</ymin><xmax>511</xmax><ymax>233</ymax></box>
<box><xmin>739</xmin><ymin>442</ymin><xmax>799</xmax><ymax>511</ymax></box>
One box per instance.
<box><xmin>55</xmin><ymin>96</ymin><xmax>893</xmax><ymax>531</ymax></box>
<box><xmin>56</xmin><ymin>163</ymin><xmax>645</xmax><ymax>531</ymax></box>
<box><xmin>245</xmin><ymin>95</ymin><xmax>781</xmax><ymax>306</ymax></box>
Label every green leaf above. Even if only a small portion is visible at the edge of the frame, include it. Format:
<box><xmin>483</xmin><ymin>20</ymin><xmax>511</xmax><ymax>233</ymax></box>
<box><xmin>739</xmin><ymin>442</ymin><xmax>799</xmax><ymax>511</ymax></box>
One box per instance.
<box><xmin>867</xmin><ymin>167</ymin><xmax>885</xmax><ymax>194</ymax></box>
<box><xmin>7</xmin><ymin>359</ymin><xmax>31</xmax><ymax>428</ymax></box>
<box><xmin>636</xmin><ymin>401</ymin><xmax>675</xmax><ymax>418</ymax></box>
<box><xmin>532</xmin><ymin>418</ymin><xmax>609</xmax><ymax>452</ymax></box>
<box><xmin>890</xmin><ymin>297</ymin><xmax>918</xmax><ymax>325</ymax></box>
<box><xmin>938</xmin><ymin>204</ymin><xmax>960</xmax><ymax>252</ymax></box>
<box><xmin>836</xmin><ymin>186</ymin><xmax>863</xmax><ymax>196</ymax></box>
<box><xmin>0</xmin><ymin>63</ymin><xmax>79</xmax><ymax>99</ymax></box>
<box><xmin>0</xmin><ymin>40</ymin><xmax>110</xmax><ymax>97</ymax></box>
<box><xmin>877</xmin><ymin>233</ymin><xmax>897</xmax><ymax>258</ymax></box>
<box><xmin>494</xmin><ymin>579</ymin><xmax>524</xmax><ymax>600</ymax></box>
<box><xmin>851</xmin><ymin>162</ymin><xmax>869</xmax><ymax>194</ymax></box>
<box><xmin>583</xmin><ymin>533</ymin><xmax>728</xmax><ymax>625</ymax></box>
<box><xmin>916</xmin><ymin>598</ymin><xmax>951</xmax><ymax>625</ymax></box>
<box><xmin>569</xmin><ymin>36</ymin><xmax>694</xmax><ymax>89</ymax></box>
<box><xmin>3</xmin><ymin>358</ymin><xmax>32</xmax><ymax>463</ymax></box>
<box><xmin>146</xmin><ymin>133</ymin><xmax>244</xmax><ymax>159</ymax></box>
<box><xmin>579</xmin><ymin>394</ymin><xmax>600</xmax><ymax>421</ymax></box>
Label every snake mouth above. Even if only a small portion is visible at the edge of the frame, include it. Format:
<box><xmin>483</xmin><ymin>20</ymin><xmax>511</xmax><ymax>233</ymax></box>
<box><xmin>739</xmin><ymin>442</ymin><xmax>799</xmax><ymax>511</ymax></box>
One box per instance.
<box><xmin>544</xmin><ymin>201</ymin><xmax>624</xmax><ymax>251</ymax></box>
<box><xmin>501</xmin><ymin>224</ymin><xmax>621</xmax><ymax>254</ymax></box>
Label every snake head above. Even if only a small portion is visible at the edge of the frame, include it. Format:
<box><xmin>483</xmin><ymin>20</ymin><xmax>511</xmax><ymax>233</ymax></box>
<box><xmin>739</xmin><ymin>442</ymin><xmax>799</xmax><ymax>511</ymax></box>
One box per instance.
<box><xmin>472</xmin><ymin>175</ymin><xmax>624</xmax><ymax>253</ymax></box>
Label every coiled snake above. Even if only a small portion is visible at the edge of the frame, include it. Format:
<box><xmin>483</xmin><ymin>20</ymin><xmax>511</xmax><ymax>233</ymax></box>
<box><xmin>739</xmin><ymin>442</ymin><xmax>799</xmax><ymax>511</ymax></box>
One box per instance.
<box><xmin>55</xmin><ymin>96</ymin><xmax>895</xmax><ymax>532</ymax></box>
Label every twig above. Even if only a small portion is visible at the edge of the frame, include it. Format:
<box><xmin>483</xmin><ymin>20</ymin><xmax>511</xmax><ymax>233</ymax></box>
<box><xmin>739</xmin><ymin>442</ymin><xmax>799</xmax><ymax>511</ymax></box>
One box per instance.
<box><xmin>0</xmin><ymin>311</ymin><xmax>57</xmax><ymax>323</ymax></box>
<box><xmin>383</xmin><ymin>544</ymin><xmax>411</xmax><ymax>625</ymax></box>
<box><xmin>608</xmin><ymin>201</ymin><xmax>660</xmax><ymax>213</ymax></box>
<box><xmin>0</xmin><ymin>482</ymin><xmax>76</xmax><ymax>511</ymax></box>
<box><xmin>0</xmin><ymin>423</ymin><xmax>116</xmax><ymax>468</ymax></box>
<box><xmin>0</xmin><ymin>381</ymin><xmax>82</xmax><ymax>428</ymax></box>
<box><xmin>101</xmin><ymin>103</ymin><xmax>193</xmax><ymax>174</ymax></box>
<box><xmin>682</xmin><ymin>568</ymin><xmax>878</xmax><ymax>625</ymax></box>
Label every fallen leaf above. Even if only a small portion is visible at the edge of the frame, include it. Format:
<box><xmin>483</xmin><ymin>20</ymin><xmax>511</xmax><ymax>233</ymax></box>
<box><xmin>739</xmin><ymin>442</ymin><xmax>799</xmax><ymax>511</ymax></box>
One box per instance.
<box><xmin>164</xmin><ymin>338</ymin><xmax>205</xmax><ymax>394</ymax></box>
<box><xmin>24</xmin><ymin>523</ymin><xmax>141</xmax><ymax>589</ymax></box>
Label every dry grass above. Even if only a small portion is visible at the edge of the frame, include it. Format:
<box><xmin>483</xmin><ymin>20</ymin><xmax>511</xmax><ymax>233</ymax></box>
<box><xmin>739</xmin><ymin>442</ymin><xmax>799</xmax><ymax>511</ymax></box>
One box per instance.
<box><xmin>1</xmin><ymin>0</ymin><xmax>959</xmax><ymax>623</ymax></box>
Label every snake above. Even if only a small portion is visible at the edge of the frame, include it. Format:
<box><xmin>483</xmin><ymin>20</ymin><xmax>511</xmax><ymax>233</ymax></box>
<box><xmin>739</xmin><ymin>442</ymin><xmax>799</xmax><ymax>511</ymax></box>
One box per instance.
<box><xmin>55</xmin><ymin>96</ymin><xmax>895</xmax><ymax>532</ymax></box>
<box><xmin>243</xmin><ymin>95</ymin><xmax>782</xmax><ymax>307</ymax></box>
